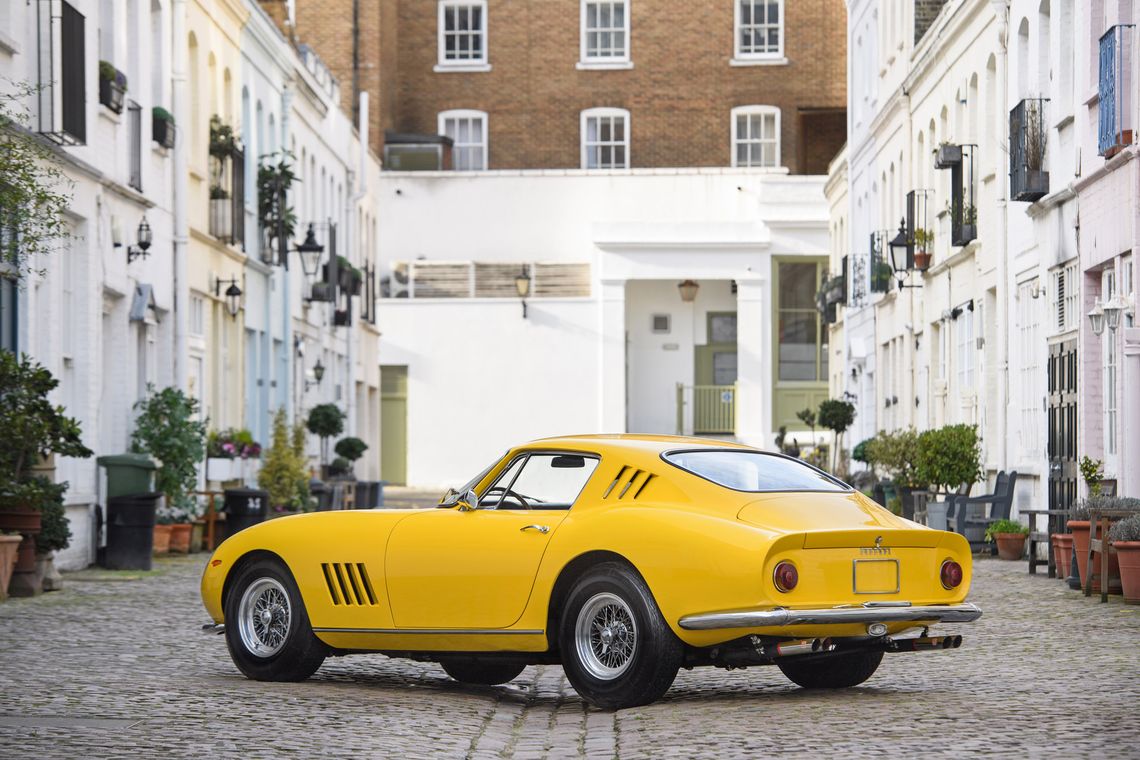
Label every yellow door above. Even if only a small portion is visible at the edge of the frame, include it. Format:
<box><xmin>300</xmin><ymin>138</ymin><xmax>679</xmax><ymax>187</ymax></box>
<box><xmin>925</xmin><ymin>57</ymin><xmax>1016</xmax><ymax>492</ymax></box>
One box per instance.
<box><xmin>385</xmin><ymin>508</ymin><xmax>566</xmax><ymax>629</ymax></box>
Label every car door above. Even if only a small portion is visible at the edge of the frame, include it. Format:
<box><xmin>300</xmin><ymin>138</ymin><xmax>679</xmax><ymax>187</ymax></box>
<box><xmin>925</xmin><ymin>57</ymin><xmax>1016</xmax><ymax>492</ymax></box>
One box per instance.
<box><xmin>385</xmin><ymin>452</ymin><xmax>599</xmax><ymax>629</ymax></box>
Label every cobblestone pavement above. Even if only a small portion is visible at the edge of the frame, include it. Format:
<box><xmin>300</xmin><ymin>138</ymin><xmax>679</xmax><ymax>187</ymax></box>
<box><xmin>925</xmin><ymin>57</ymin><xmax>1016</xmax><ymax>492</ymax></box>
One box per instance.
<box><xmin>1</xmin><ymin>555</ymin><xmax>1138</xmax><ymax>759</ymax></box>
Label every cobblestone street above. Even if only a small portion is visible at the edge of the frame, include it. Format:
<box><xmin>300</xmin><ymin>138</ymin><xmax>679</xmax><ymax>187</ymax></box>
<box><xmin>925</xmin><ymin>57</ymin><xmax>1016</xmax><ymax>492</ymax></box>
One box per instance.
<box><xmin>1</xmin><ymin>555</ymin><xmax>1137</xmax><ymax>759</ymax></box>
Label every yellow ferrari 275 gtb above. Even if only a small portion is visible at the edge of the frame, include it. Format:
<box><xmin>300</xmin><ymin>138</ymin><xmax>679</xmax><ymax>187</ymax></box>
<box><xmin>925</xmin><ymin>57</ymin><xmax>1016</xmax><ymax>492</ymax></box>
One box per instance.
<box><xmin>201</xmin><ymin>435</ymin><xmax>981</xmax><ymax>709</ymax></box>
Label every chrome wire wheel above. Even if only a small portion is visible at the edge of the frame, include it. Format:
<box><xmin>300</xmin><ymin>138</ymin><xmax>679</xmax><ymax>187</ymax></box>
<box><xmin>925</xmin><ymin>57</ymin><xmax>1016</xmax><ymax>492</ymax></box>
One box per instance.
<box><xmin>574</xmin><ymin>592</ymin><xmax>638</xmax><ymax>680</ymax></box>
<box><xmin>236</xmin><ymin>577</ymin><xmax>292</xmax><ymax>658</ymax></box>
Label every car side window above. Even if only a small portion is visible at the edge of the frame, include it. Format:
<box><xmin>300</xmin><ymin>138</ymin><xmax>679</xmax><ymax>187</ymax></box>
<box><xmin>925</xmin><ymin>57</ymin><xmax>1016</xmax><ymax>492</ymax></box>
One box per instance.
<box><xmin>481</xmin><ymin>453</ymin><xmax>599</xmax><ymax>510</ymax></box>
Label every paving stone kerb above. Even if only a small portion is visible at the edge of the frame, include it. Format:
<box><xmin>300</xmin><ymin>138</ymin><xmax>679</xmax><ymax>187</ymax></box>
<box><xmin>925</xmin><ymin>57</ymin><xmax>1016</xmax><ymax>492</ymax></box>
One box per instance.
<box><xmin>0</xmin><ymin>556</ymin><xmax>1137</xmax><ymax>758</ymax></box>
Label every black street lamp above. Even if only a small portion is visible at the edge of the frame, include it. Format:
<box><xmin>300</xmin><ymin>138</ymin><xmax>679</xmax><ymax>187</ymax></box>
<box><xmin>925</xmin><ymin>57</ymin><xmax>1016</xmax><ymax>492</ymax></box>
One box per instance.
<box><xmin>305</xmin><ymin>358</ymin><xmax>325</xmax><ymax>392</ymax></box>
<box><xmin>127</xmin><ymin>217</ymin><xmax>152</xmax><ymax>264</ymax></box>
<box><xmin>515</xmin><ymin>265</ymin><xmax>531</xmax><ymax>318</ymax></box>
<box><xmin>887</xmin><ymin>218</ymin><xmax>921</xmax><ymax>289</ymax></box>
<box><xmin>215</xmin><ymin>276</ymin><xmax>243</xmax><ymax>319</ymax></box>
<box><xmin>297</xmin><ymin>223</ymin><xmax>324</xmax><ymax>278</ymax></box>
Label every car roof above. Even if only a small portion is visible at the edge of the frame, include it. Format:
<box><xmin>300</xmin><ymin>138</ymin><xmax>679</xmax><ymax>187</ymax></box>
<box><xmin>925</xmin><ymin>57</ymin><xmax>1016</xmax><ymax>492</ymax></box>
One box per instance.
<box><xmin>523</xmin><ymin>434</ymin><xmax>757</xmax><ymax>456</ymax></box>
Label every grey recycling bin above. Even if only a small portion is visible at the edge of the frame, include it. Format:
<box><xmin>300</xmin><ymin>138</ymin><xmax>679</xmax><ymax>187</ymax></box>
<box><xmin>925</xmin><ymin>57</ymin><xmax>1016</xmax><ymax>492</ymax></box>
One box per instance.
<box><xmin>222</xmin><ymin>488</ymin><xmax>269</xmax><ymax>539</ymax></box>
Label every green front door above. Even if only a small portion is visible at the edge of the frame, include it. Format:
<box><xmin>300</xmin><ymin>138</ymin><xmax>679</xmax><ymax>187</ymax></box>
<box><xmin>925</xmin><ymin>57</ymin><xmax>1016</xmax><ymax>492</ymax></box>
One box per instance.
<box><xmin>693</xmin><ymin>312</ymin><xmax>737</xmax><ymax>434</ymax></box>
<box><xmin>380</xmin><ymin>366</ymin><xmax>408</xmax><ymax>485</ymax></box>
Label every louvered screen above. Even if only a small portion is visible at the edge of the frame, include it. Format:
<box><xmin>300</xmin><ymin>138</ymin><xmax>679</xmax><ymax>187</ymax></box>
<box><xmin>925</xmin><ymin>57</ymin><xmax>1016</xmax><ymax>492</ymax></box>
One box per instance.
<box><xmin>534</xmin><ymin>263</ymin><xmax>591</xmax><ymax>297</ymax></box>
<box><xmin>1055</xmin><ymin>269</ymin><xmax>1066</xmax><ymax>331</ymax></box>
<box><xmin>474</xmin><ymin>263</ymin><xmax>523</xmax><ymax>297</ymax></box>
<box><xmin>412</xmin><ymin>262</ymin><xmax>472</xmax><ymax>298</ymax></box>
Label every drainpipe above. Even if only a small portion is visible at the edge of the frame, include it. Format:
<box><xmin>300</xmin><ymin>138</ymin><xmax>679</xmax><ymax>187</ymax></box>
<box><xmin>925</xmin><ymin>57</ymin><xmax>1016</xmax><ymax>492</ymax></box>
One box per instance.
<box><xmin>344</xmin><ymin>93</ymin><xmax>370</xmax><ymax>437</ymax></box>
<box><xmin>172</xmin><ymin>0</ymin><xmax>188</xmax><ymax>391</ymax></box>
<box><xmin>281</xmin><ymin>85</ymin><xmax>295</xmax><ymax>424</ymax></box>
<box><xmin>991</xmin><ymin>1</ymin><xmax>1010</xmax><ymax>475</ymax></box>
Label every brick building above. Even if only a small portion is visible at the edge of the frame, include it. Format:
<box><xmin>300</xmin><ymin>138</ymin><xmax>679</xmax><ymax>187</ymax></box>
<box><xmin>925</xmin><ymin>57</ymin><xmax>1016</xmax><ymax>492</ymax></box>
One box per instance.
<box><xmin>262</xmin><ymin>0</ymin><xmax>846</xmax><ymax>173</ymax></box>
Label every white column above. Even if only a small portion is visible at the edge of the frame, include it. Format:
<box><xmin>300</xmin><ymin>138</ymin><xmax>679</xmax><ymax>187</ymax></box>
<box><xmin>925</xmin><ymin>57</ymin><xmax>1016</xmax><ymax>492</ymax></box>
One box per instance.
<box><xmin>598</xmin><ymin>279</ymin><xmax>626</xmax><ymax>432</ymax></box>
<box><xmin>736</xmin><ymin>275</ymin><xmax>770</xmax><ymax>449</ymax></box>
<box><xmin>1123</xmin><ymin>328</ymin><xmax>1140</xmax><ymax>496</ymax></box>
<box><xmin>171</xmin><ymin>0</ymin><xmax>188</xmax><ymax>391</ymax></box>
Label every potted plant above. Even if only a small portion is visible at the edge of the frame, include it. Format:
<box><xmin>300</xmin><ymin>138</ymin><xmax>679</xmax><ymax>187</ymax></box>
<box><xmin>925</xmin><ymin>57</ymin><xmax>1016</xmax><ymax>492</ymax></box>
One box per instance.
<box><xmin>258</xmin><ymin>409</ymin><xmax>312</xmax><ymax>513</ymax></box>
<box><xmin>327</xmin><ymin>457</ymin><xmax>352</xmax><ymax>479</ymax></box>
<box><xmin>33</xmin><ymin>478</ymin><xmax>70</xmax><ymax>591</ymax></box>
<box><xmin>0</xmin><ymin>353</ymin><xmax>93</xmax><ymax>596</ymax></box>
<box><xmin>985</xmin><ymin>518</ymin><xmax>1030</xmax><ymax>561</ymax></box>
<box><xmin>913</xmin><ymin>228</ymin><xmax>933</xmax><ymax>271</ymax></box>
<box><xmin>1052</xmin><ymin>531</ymin><xmax>1075</xmax><ymax>581</ymax></box>
<box><xmin>1109</xmin><ymin>513</ymin><xmax>1140</xmax><ymax>604</ymax></box>
<box><xmin>0</xmin><ymin>532</ymin><xmax>22</xmax><ymax>600</ymax></box>
<box><xmin>865</xmin><ymin>428</ymin><xmax>926</xmax><ymax>520</ymax></box>
<box><xmin>306</xmin><ymin>403</ymin><xmax>345</xmax><ymax>474</ymax></box>
<box><xmin>206</xmin><ymin>428</ymin><xmax>262</xmax><ymax>483</ymax></box>
<box><xmin>817</xmin><ymin>399</ymin><xmax>855</xmax><ymax>477</ymax></box>
<box><xmin>1080</xmin><ymin>455</ymin><xmax>1104</xmax><ymax>497</ymax></box>
<box><xmin>334</xmin><ymin>437</ymin><xmax>369</xmax><ymax>477</ymax></box>
<box><xmin>934</xmin><ymin>142</ymin><xmax>962</xmax><ymax>169</ymax></box>
<box><xmin>98</xmin><ymin>61</ymin><xmax>127</xmax><ymax>114</ymax></box>
<box><xmin>152</xmin><ymin>106</ymin><xmax>176</xmax><ymax>149</ymax></box>
<box><xmin>257</xmin><ymin>152</ymin><xmax>297</xmax><ymax>264</ymax></box>
<box><xmin>130</xmin><ymin>385</ymin><xmax>207</xmax><ymax>557</ymax></box>
<box><xmin>1023</xmin><ymin>99</ymin><xmax>1049</xmax><ymax>198</ymax></box>
<box><xmin>913</xmin><ymin>424</ymin><xmax>982</xmax><ymax>529</ymax></box>
<box><xmin>338</xmin><ymin>256</ymin><xmax>363</xmax><ymax>296</ymax></box>
<box><xmin>1067</xmin><ymin>496</ymin><xmax>1140</xmax><ymax>593</ymax></box>
<box><xmin>871</xmin><ymin>261</ymin><xmax>892</xmax><ymax>293</ymax></box>
<box><xmin>209</xmin><ymin>185</ymin><xmax>232</xmax><ymax>239</ymax></box>
<box><xmin>208</xmin><ymin>115</ymin><xmax>236</xmax><ymax>158</ymax></box>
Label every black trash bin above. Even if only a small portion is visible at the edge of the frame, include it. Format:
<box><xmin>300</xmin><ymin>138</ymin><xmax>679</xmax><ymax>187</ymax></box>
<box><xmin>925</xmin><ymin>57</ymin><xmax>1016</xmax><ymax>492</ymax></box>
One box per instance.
<box><xmin>223</xmin><ymin>488</ymin><xmax>269</xmax><ymax>539</ymax></box>
<box><xmin>103</xmin><ymin>492</ymin><xmax>162</xmax><ymax>570</ymax></box>
<box><xmin>310</xmin><ymin>479</ymin><xmax>332</xmax><ymax>511</ymax></box>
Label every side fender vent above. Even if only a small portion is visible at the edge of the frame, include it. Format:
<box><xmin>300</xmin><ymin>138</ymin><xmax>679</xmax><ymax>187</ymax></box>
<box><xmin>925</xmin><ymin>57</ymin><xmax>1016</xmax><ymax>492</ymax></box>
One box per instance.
<box><xmin>601</xmin><ymin>465</ymin><xmax>655</xmax><ymax>501</ymax></box>
<box><xmin>321</xmin><ymin>562</ymin><xmax>379</xmax><ymax>606</ymax></box>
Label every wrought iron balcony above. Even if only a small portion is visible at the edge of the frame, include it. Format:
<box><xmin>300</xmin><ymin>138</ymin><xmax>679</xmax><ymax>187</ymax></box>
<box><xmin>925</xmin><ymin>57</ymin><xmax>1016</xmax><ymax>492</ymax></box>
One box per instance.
<box><xmin>35</xmin><ymin>0</ymin><xmax>86</xmax><ymax>145</ymax></box>
<box><xmin>1010</xmin><ymin>99</ymin><xmax>1049</xmax><ymax>202</ymax></box>
<box><xmin>1099</xmin><ymin>24</ymin><xmax>1135</xmax><ymax>158</ymax></box>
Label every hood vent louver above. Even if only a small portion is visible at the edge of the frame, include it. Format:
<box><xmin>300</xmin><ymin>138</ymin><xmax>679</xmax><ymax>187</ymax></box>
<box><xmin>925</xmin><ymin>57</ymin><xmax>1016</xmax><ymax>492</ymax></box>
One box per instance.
<box><xmin>602</xmin><ymin>465</ymin><xmax>655</xmax><ymax>501</ymax></box>
<box><xmin>321</xmin><ymin>562</ymin><xmax>379</xmax><ymax>606</ymax></box>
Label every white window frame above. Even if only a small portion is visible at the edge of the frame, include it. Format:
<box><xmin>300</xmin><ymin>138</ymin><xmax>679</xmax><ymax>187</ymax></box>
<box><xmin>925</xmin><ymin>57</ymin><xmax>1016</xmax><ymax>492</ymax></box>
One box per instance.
<box><xmin>732</xmin><ymin>0</ymin><xmax>787</xmax><ymax>66</ymax></box>
<box><xmin>1103</xmin><ymin>269</ymin><xmax>1118</xmax><ymax>458</ymax></box>
<box><xmin>578</xmin><ymin>0</ymin><xmax>633</xmax><ymax>70</ymax></box>
<box><xmin>1017</xmin><ymin>281</ymin><xmax>1041</xmax><ymax>461</ymax></box>
<box><xmin>435</xmin><ymin>0</ymin><xmax>491</xmax><ymax>73</ymax></box>
<box><xmin>955</xmin><ymin>305</ymin><xmax>974</xmax><ymax>393</ymax></box>
<box><xmin>730</xmin><ymin>105</ymin><xmax>781</xmax><ymax>168</ymax></box>
<box><xmin>438</xmin><ymin>109</ymin><xmax>488</xmax><ymax>171</ymax></box>
<box><xmin>580</xmin><ymin>107</ymin><xmax>630</xmax><ymax>170</ymax></box>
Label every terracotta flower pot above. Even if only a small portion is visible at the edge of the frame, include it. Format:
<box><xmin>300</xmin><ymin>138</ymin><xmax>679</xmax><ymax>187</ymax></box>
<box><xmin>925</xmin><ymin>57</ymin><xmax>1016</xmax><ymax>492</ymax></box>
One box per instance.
<box><xmin>153</xmin><ymin>524</ymin><xmax>173</xmax><ymax>555</ymax></box>
<box><xmin>0</xmin><ymin>534</ymin><xmax>23</xmax><ymax>601</ymax></box>
<box><xmin>169</xmin><ymin>523</ymin><xmax>192</xmax><ymax>554</ymax></box>
<box><xmin>1052</xmin><ymin>533</ymin><xmax>1074</xmax><ymax>580</ymax></box>
<box><xmin>994</xmin><ymin>533</ymin><xmax>1027</xmax><ymax>561</ymax></box>
<box><xmin>1113</xmin><ymin>541</ymin><xmax>1140</xmax><ymax>604</ymax></box>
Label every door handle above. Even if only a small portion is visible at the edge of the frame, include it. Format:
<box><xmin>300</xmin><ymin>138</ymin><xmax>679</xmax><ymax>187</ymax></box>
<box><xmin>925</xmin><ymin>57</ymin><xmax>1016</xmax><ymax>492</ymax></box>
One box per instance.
<box><xmin>520</xmin><ymin>524</ymin><xmax>550</xmax><ymax>534</ymax></box>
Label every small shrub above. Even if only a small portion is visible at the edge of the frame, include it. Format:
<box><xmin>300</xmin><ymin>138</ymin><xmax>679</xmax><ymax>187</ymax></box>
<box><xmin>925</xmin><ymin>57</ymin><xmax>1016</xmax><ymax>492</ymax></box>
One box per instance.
<box><xmin>334</xmin><ymin>437</ymin><xmax>368</xmax><ymax>463</ymax></box>
<box><xmin>852</xmin><ymin>438</ymin><xmax>873</xmax><ymax>464</ymax></box>
<box><xmin>1079</xmin><ymin>456</ymin><xmax>1104</xmax><ymax>497</ymax></box>
<box><xmin>1109</xmin><ymin>513</ymin><xmax>1140</xmax><ymax>543</ymax></box>
<box><xmin>914</xmin><ymin>424</ymin><xmax>983</xmax><ymax>493</ymax></box>
<box><xmin>33</xmin><ymin>479</ymin><xmax>70</xmax><ymax>554</ymax></box>
<box><xmin>985</xmin><ymin>519</ymin><xmax>1028</xmax><ymax>542</ymax></box>
<box><xmin>328</xmin><ymin>457</ymin><xmax>351</xmax><ymax>477</ymax></box>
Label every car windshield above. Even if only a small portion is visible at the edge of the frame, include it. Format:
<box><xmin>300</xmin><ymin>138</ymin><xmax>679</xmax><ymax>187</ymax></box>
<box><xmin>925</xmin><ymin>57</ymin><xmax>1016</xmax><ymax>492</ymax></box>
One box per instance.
<box><xmin>438</xmin><ymin>453</ymin><xmax>506</xmax><ymax>506</ymax></box>
<box><xmin>662</xmin><ymin>450</ymin><xmax>848</xmax><ymax>492</ymax></box>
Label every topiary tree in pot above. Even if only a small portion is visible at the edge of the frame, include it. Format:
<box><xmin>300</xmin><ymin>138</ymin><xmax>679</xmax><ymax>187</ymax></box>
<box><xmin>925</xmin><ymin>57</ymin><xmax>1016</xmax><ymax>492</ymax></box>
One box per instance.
<box><xmin>913</xmin><ymin>424</ymin><xmax>983</xmax><ymax>495</ymax></box>
<box><xmin>334</xmin><ymin>437</ymin><xmax>369</xmax><ymax>476</ymax></box>
<box><xmin>817</xmin><ymin>398</ymin><xmax>855</xmax><ymax>477</ymax></box>
<box><xmin>864</xmin><ymin>428</ymin><xmax>926</xmax><ymax>519</ymax></box>
<box><xmin>259</xmin><ymin>408</ymin><xmax>311</xmax><ymax>512</ymax></box>
<box><xmin>130</xmin><ymin>385</ymin><xmax>208</xmax><ymax>524</ymax></box>
<box><xmin>306</xmin><ymin>404</ymin><xmax>345</xmax><ymax>471</ymax></box>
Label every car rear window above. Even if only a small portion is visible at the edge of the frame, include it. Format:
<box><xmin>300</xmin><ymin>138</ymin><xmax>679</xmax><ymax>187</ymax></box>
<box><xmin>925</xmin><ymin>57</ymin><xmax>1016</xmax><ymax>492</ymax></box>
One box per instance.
<box><xmin>662</xmin><ymin>450</ymin><xmax>848</xmax><ymax>492</ymax></box>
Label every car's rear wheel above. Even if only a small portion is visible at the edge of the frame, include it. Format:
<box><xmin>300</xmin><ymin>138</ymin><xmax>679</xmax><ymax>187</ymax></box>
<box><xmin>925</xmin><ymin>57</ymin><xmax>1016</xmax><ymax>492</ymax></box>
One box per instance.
<box><xmin>440</xmin><ymin>659</ymin><xmax>527</xmax><ymax>685</ymax></box>
<box><xmin>776</xmin><ymin>650</ymin><xmax>883</xmax><ymax>689</ymax></box>
<box><xmin>558</xmin><ymin>562</ymin><xmax>682</xmax><ymax>710</ymax></box>
<box><xmin>224</xmin><ymin>557</ymin><xmax>327</xmax><ymax>681</ymax></box>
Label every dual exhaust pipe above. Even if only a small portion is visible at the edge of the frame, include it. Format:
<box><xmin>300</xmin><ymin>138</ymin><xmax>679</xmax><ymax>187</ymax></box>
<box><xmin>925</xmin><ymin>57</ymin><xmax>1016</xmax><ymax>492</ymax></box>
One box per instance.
<box><xmin>753</xmin><ymin>637</ymin><xmax>836</xmax><ymax>659</ymax></box>
<box><xmin>890</xmin><ymin>634</ymin><xmax>963</xmax><ymax>652</ymax></box>
<box><xmin>751</xmin><ymin>634</ymin><xmax>963</xmax><ymax>660</ymax></box>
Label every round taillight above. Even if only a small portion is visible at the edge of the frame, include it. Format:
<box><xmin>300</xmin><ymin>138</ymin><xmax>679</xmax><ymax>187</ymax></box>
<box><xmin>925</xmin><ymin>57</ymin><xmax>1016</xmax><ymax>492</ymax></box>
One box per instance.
<box><xmin>773</xmin><ymin>561</ymin><xmax>799</xmax><ymax>592</ymax></box>
<box><xmin>940</xmin><ymin>560</ymin><xmax>963</xmax><ymax>589</ymax></box>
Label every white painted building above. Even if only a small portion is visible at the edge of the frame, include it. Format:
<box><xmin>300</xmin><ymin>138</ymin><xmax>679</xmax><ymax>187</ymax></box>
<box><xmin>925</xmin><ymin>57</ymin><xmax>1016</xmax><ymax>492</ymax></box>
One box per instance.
<box><xmin>1</xmin><ymin>0</ymin><xmax>179</xmax><ymax>568</ymax></box>
<box><xmin>377</xmin><ymin>169</ymin><xmax>831</xmax><ymax>488</ymax></box>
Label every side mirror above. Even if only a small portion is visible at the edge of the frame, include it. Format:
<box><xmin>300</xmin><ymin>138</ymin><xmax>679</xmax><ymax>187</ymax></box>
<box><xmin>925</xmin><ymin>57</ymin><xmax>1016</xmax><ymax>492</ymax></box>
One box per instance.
<box><xmin>457</xmin><ymin>489</ymin><xmax>478</xmax><ymax>512</ymax></box>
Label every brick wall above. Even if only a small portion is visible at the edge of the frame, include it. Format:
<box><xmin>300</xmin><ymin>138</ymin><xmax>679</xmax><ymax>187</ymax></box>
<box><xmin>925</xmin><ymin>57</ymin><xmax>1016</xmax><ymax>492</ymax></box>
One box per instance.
<box><xmin>914</xmin><ymin>0</ymin><xmax>949</xmax><ymax>45</ymax></box>
<box><xmin>283</xmin><ymin>0</ymin><xmax>847</xmax><ymax>172</ymax></box>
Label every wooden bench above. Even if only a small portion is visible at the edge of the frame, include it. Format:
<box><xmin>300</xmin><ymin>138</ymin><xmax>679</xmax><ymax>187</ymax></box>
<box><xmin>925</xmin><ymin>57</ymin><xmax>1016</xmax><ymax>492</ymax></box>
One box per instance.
<box><xmin>946</xmin><ymin>471</ymin><xmax>1018</xmax><ymax>551</ymax></box>
<box><xmin>1084</xmin><ymin>507</ymin><xmax>1132</xmax><ymax>603</ymax></box>
<box><xmin>1020</xmin><ymin>508</ymin><xmax>1069</xmax><ymax>577</ymax></box>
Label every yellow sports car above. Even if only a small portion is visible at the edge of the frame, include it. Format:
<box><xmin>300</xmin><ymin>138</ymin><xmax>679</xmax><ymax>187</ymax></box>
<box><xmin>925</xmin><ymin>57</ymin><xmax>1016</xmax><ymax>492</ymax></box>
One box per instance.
<box><xmin>201</xmin><ymin>435</ymin><xmax>980</xmax><ymax>709</ymax></box>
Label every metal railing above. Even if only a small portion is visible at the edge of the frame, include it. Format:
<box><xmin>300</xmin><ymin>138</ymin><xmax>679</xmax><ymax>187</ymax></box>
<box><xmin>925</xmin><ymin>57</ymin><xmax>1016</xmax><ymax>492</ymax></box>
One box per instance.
<box><xmin>676</xmin><ymin>383</ymin><xmax>737</xmax><ymax>436</ymax></box>
<box><xmin>1010</xmin><ymin>98</ymin><xmax>1049</xmax><ymax>202</ymax></box>
<box><xmin>127</xmin><ymin>101</ymin><xmax>142</xmax><ymax>192</ymax></box>
<box><xmin>1099</xmin><ymin>24</ymin><xmax>1135</xmax><ymax>156</ymax></box>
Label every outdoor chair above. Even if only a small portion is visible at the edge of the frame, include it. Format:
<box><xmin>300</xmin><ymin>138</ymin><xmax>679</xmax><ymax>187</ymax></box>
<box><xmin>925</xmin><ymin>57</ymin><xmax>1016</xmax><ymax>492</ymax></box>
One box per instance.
<box><xmin>946</xmin><ymin>470</ymin><xmax>1018</xmax><ymax>551</ymax></box>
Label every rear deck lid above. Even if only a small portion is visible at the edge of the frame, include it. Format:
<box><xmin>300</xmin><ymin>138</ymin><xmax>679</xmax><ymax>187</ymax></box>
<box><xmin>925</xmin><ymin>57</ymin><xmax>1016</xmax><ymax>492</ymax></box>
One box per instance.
<box><xmin>737</xmin><ymin>492</ymin><xmax>942</xmax><ymax>548</ymax></box>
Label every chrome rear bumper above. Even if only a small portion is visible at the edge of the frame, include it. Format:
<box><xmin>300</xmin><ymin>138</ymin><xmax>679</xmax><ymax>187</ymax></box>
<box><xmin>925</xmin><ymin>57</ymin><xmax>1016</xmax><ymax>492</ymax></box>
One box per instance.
<box><xmin>678</xmin><ymin>602</ymin><xmax>982</xmax><ymax>630</ymax></box>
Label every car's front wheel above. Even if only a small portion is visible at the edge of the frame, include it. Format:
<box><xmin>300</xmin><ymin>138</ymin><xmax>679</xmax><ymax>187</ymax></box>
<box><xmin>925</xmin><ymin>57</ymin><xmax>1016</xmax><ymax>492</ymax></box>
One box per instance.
<box><xmin>776</xmin><ymin>650</ymin><xmax>883</xmax><ymax>689</ymax></box>
<box><xmin>223</xmin><ymin>557</ymin><xmax>327</xmax><ymax>681</ymax></box>
<box><xmin>440</xmin><ymin>658</ymin><xmax>526</xmax><ymax>685</ymax></box>
<box><xmin>558</xmin><ymin>562</ymin><xmax>682</xmax><ymax>710</ymax></box>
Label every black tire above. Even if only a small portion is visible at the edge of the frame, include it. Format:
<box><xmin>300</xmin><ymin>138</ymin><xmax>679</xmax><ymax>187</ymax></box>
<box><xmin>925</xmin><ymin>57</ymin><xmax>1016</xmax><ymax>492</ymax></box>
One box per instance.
<box><xmin>776</xmin><ymin>650</ymin><xmax>884</xmax><ymax>689</ymax></box>
<box><xmin>439</xmin><ymin>659</ymin><xmax>527</xmax><ymax>685</ymax></box>
<box><xmin>223</xmin><ymin>558</ymin><xmax>327</xmax><ymax>681</ymax></box>
<box><xmin>557</xmin><ymin>562</ymin><xmax>682</xmax><ymax>710</ymax></box>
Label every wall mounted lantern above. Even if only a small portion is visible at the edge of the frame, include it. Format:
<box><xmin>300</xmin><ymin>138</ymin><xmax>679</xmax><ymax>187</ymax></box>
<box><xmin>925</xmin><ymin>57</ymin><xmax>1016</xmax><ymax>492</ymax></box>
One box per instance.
<box><xmin>296</xmin><ymin>223</ymin><xmax>325</xmax><ymax>278</ymax></box>
<box><xmin>215</xmin><ymin>276</ymin><xmax>243</xmax><ymax>320</ymax></box>
<box><xmin>1088</xmin><ymin>298</ymin><xmax>1105</xmax><ymax>336</ymax></box>
<box><xmin>515</xmin><ymin>265</ymin><xmax>531</xmax><ymax>318</ymax></box>
<box><xmin>127</xmin><ymin>217</ymin><xmax>152</xmax><ymax>264</ymax></box>
<box><xmin>887</xmin><ymin>219</ymin><xmax>918</xmax><ymax>288</ymax></box>
<box><xmin>305</xmin><ymin>358</ymin><xmax>325</xmax><ymax>392</ymax></box>
<box><xmin>1103</xmin><ymin>294</ymin><xmax>1126</xmax><ymax>332</ymax></box>
<box><xmin>678</xmin><ymin>279</ymin><xmax>699</xmax><ymax>303</ymax></box>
